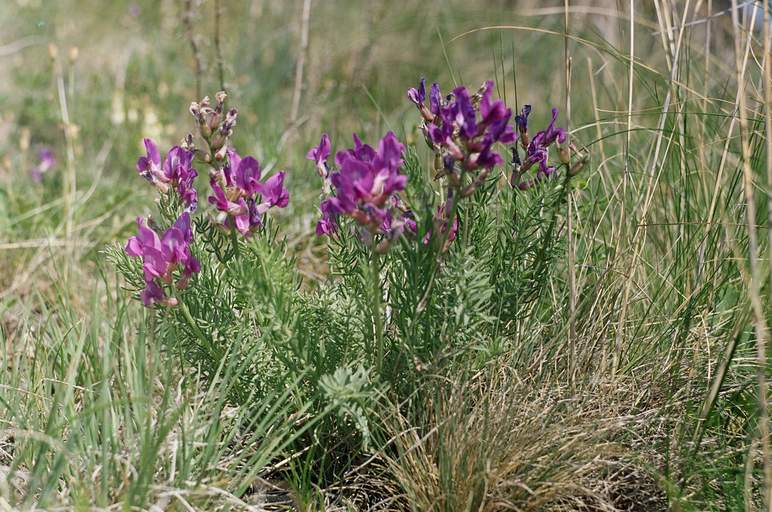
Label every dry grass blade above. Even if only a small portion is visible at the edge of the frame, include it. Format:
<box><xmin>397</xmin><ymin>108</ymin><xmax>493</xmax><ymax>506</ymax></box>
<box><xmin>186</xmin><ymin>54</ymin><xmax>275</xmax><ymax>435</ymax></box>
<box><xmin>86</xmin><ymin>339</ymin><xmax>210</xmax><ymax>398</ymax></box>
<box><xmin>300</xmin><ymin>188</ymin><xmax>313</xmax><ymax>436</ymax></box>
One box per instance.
<box><xmin>381</xmin><ymin>366</ymin><xmax>668</xmax><ymax>511</ymax></box>
<box><xmin>729</xmin><ymin>0</ymin><xmax>772</xmax><ymax>507</ymax></box>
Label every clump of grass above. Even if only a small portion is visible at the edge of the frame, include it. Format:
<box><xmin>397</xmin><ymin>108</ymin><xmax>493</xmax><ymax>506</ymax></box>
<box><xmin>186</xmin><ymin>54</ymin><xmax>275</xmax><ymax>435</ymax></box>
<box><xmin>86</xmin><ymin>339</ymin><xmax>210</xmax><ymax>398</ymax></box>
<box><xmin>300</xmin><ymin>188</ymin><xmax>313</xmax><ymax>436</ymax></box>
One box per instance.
<box><xmin>380</xmin><ymin>362</ymin><xmax>668</xmax><ymax>511</ymax></box>
<box><xmin>0</xmin><ymin>275</ymin><xmax>316</xmax><ymax>510</ymax></box>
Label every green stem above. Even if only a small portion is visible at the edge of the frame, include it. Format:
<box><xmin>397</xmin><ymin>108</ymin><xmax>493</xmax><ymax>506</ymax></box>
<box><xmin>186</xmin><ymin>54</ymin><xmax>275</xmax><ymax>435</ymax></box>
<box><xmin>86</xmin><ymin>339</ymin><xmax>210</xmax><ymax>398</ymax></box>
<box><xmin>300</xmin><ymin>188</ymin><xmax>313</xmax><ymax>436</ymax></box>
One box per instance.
<box><xmin>370</xmin><ymin>252</ymin><xmax>384</xmax><ymax>373</ymax></box>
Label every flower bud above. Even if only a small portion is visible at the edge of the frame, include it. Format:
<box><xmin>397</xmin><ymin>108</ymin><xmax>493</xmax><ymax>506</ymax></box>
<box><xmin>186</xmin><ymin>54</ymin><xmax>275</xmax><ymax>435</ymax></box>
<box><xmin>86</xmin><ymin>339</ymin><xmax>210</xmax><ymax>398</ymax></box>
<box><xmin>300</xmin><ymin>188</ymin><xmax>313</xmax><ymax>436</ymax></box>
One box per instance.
<box><xmin>154</xmin><ymin>181</ymin><xmax>170</xmax><ymax>194</ymax></box>
<box><xmin>419</xmin><ymin>105</ymin><xmax>435</xmax><ymax>123</ymax></box>
<box><xmin>181</xmin><ymin>133</ymin><xmax>195</xmax><ymax>151</ymax></box>
<box><xmin>471</xmin><ymin>81</ymin><xmax>487</xmax><ymax>106</ymax></box>
<box><xmin>215</xmin><ymin>90</ymin><xmax>227</xmax><ymax>111</ymax></box>
<box><xmin>48</xmin><ymin>43</ymin><xmax>58</xmax><ymax>60</ymax></box>
<box><xmin>221</xmin><ymin>108</ymin><xmax>238</xmax><ymax>133</ymax></box>
<box><xmin>214</xmin><ymin>144</ymin><xmax>228</xmax><ymax>161</ymax></box>
<box><xmin>160</xmin><ymin>296</ymin><xmax>179</xmax><ymax>307</ymax></box>
<box><xmin>433</xmin><ymin>153</ymin><xmax>442</xmax><ymax>173</ymax></box>
<box><xmin>446</xmin><ymin>140</ymin><xmax>464</xmax><ymax>161</ymax></box>
<box><xmin>68</xmin><ymin>46</ymin><xmax>79</xmax><ymax>62</ymax></box>
<box><xmin>558</xmin><ymin>146</ymin><xmax>570</xmax><ymax>165</ymax></box>
<box><xmin>197</xmin><ymin>105</ymin><xmax>217</xmax><ymax>135</ymax></box>
<box><xmin>210</xmin><ymin>130</ymin><xmax>226</xmax><ymax>151</ymax></box>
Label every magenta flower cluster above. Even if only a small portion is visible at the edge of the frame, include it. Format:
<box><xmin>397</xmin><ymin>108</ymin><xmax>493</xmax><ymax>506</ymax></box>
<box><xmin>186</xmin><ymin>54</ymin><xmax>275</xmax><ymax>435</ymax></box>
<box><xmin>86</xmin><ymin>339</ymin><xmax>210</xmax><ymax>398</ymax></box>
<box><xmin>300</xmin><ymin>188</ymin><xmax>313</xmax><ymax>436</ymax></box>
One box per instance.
<box><xmin>209</xmin><ymin>149</ymin><xmax>289</xmax><ymax>236</ymax></box>
<box><xmin>308</xmin><ymin>132</ymin><xmax>411</xmax><ymax>244</ymax></box>
<box><xmin>408</xmin><ymin>79</ymin><xmax>516</xmax><ymax>175</ymax></box>
<box><xmin>125</xmin><ymin>212</ymin><xmax>200</xmax><ymax>306</ymax></box>
<box><xmin>125</xmin><ymin>91</ymin><xmax>291</xmax><ymax>308</ymax></box>
<box><xmin>120</xmin><ymin>82</ymin><xmax>581</xmax><ymax>307</ymax></box>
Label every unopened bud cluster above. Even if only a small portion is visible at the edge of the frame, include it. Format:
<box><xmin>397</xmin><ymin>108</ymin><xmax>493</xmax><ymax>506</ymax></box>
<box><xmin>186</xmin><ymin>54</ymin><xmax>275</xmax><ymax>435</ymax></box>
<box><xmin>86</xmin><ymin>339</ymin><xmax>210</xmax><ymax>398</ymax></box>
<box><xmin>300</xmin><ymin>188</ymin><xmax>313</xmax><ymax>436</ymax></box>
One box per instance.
<box><xmin>189</xmin><ymin>91</ymin><xmax>238</xmax><ymax>160</ymax></box>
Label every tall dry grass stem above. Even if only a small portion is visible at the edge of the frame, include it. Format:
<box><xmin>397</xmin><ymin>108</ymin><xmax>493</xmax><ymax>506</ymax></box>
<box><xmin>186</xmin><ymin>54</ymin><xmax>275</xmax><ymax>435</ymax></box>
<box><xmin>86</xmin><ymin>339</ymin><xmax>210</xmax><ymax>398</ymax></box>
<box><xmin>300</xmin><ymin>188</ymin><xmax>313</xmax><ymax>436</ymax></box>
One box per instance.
<box><xmin>563</xmin><ymin>0</ymin><xmax>577</xmax><ymax>388</ymax></box>
<box><xmin>214</xmin><ymin>0</ymin><xmax>225</xmax><ymax>91</ymax></box>
<box><xmin>730</xmin><ymin>0</ymin><xmax>771</xmax><ymax>507</ymax></box>
<box><xmin>612</xmin><ymin>0</ymin><xmax>636</xmax><ymax>375</ymax></box>
<box><xmin>183</xmin><ymin>0</ymin><xmax>203</xmax><ymax>100</ymax></box>
<box><xmin>290</xmin><ymin>0</ymin><xmax>312</xmax><ymax>126</ymax></box>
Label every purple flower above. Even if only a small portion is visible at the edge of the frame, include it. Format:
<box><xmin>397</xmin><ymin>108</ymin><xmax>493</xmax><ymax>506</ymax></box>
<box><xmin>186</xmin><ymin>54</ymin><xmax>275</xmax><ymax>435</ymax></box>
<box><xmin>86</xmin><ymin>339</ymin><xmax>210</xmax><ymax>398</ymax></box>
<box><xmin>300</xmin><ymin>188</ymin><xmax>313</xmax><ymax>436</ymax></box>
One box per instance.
<box><xmin>407</xmin><ymin>78</ymin><xmax>426</xmax><ymax>108</ymax></box>
<box><xmin>511</xmin><ymin>106</ymin><xmax>568</xmax><ymax>190</ymax></box>
<box><xmin>408</xmin><ymin>79</ymin><xmax>515</xmax><ymax>173</ymax></box>
<box><xmin>30</xmin><ymin>147</ymin><xmax>56</xmax><ymax>183</ymax></box>
<box><xmin>514</xmin><ymin>105</ymin><xmax>532</xmax><ymax>144</ymax></box>
<box><xmin>316</xmin><ymin>199</ymin><xmax>338</xmax><ymax>235</ymax></box>
<box><xmin>316</xmin><ymin>132</ymin><xmax>408</xmax><ymax>242</ymax></box>
<box><xmin>125</xmin><ymin>212</ymin><xmax>200</xmax><ymax>307</ymax></box>
<box><xmin>164</xmin><ymin>146</ymin><xmax>199</xmax><ymax>211</ymax></box>
<box><xmin>136</xmin><ymin>138</ymin><xmax>165</xmax><ymax>189</ymax></box>
<box><xmin>256</xmin><ymin>172</ymin><xmax>289</xmax><ymax>212</ymax></box>
<box><xmin>208</xmin><ymin>150</ymin><xmax>289</xmax><ymax>236</ymax></box>
<box><xmin>530</xmin><ymin>108</ymin><xmax>567</xmax><ymax>148</ymax></box>
<box><xmin>306</xmin><ymin>133</ymin><xmax>331</xmax><ymax>178</ymax></box>
<box><xmin>429</xmin><ymin>83</ymin><xmax>442</xmax><ymax>116</ymax></box>
<box><xmin>136</xmin><ymin>139</ymin><xmax>198</xmax><ymax>210</ymax></box>
<box><xmin>452</xmin><ymin>86</ymin><xmax>477</xmax><ymax>139</ymax></box>
<box><xmin>407</xmin><ymin>78</ymin><xmax>436</xmax><ymax>121</ymax></box>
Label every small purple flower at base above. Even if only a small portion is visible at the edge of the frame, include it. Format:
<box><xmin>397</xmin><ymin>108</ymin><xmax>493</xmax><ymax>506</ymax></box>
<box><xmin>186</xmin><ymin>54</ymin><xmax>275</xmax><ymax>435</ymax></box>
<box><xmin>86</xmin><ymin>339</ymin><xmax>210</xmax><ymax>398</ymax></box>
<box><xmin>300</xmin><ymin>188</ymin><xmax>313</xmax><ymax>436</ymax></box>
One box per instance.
<box><xmin>208</xmin><ymin>150</ymin><xmax>289</xmax><ymax>236</ymax></box>
<box><xmin>422</xmin><ymin>203</ymin><xmax>459</xmax><ymax>250</ymax></box>
<box><xmin>374</xmin><ymin>209</ymin><xmax>417</xmax><ymax>253</ymax></box>
<box><xmin>30</xmin><ymin>147</ymin><xmax>56</xmax><ymax>183</ymax></box>
<box><xmin>315</xmin><ymin>132</ymin><xmax>409</xmax><ymax>245</ymax></box>
<box><xmin>316</xmin><ymin>200</ymin><xmax>339</xmax><ymax>235</ymax></box>
<box><xmin>140</xmin><ymin>281</ymin><xmax>178</xmax><ymax>307</ymax></box>
<box><xmin>125</xmin><ymin>212</ymin><xmax>200</xmax><ymax>307</ymax></box>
